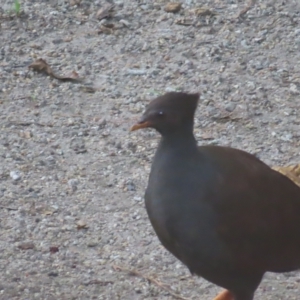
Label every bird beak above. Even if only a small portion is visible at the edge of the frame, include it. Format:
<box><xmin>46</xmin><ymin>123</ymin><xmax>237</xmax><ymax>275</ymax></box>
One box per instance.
<box><xmin>130</xmin><ymin>121</ymin><xmax>151</xmax><ymax>131</ymax></box>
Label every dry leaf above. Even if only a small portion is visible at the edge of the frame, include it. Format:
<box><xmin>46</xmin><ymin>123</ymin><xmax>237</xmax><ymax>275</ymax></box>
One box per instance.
<box><xmin>64</xmin><ymin>36</ymin><xmax>73</xmax><ymax>42</ymax></box>
<box><xmin>272</xmin><ymin>164</ymin><xmax>300</xmax><ymax>187</ymax></box>
<box><xmin>96</xmin><ymin>4</ymin><xmax>114</xmax><ymax>20</ymax></box>
<box><xmin>70</xmin><ymin>0</ymin><xmax>81</xmax><ymax>6</ymax></box>
<box><xmin>66</xmin><ymin>70</ymin><xmax>80</xmax><ymax>80</ymax></box>
<box><xmin>103</xmin><ymin>23</ymin><xmax>115</xmax><ymax>29</ymax></box>
<box><xmin>84</xmin><ymin>280</ymin><xmax>114</xmax><ymax>286</ymax></box>
<box><xmin>18</xmin><ymin>242</ymin><xmax>35</xmax><ymax>250</ymax></box>
<box><xmin>98</xmin><ymin>24</ymin><xmax>115</xmax><ymax>34</ymax></box>
<box><xmin>194</xmin><ymin>7</ymin><xmax>217</xmax><ymax>17</ymax></box>
<box><xmin>237</xmin><ymin>0</ymin><xmax>256</xmax><ymax>18</ymax></box>
<box><xmin>24</xmin><ymin>131</ymin><xmax>32</xmax><ymax>138</ymax></box>
<box><xmin>42</xmin><ymin>210</ymin><xmax>54</xmax><ymax>216</ymax></box>
<box><xmin>80</xmin><ymin>86</ymin><xmax>97</xmax><ymax>93</ymax></box>
<box><xmin>19</xmin><ymin>130</ymin><xmax>32</xmax><ymax>139</ymax></box>
<box><xmin>200</xmin><ymin>133</ymin><xmax>214</xmax><ymax>140</ymax></box>
<box><xmin>28</xmin><ymin>58</ymin><xmax>83</xmax><ymax>82</ymax></box>
<box><xmin>175</xmin><ymin>18</ymin><xmax>194</xmax><ymax>26</ymax></box>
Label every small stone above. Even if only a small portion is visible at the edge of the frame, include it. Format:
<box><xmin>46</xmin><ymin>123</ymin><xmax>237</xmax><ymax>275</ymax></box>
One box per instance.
<box><xmin>48</xmin><ymin>271</ymin><xmax>58</xmax><ymax>277</ymax></box>
<box><xmin>241</xmin><ymin>40</ymin><xmax>250</xmax><ymax>49</ymax></box>
<box><xmin>290</xmin><ymin>83</ymin><xmax>299</xmax><ymax>95</ymax></box>
<box><xmin>165</xmin><ymin>86</ymin><xmax>177</xmax><ymax>92</ymax></box>
<box><xmin>49</xmin><ymin>246</ymin><xmax>59</xmax><ymax>254</ymax></box>
<box><xmin>68</xmin><ymin>179</ymin><xmax>79</xmax><ymax>192</ymax></box>
<box><xmin>125</xmin><ymin>181</ymin><xmax>136</xmax><ymax>191</ymax></box>
<box><xmin>87</xmin><ymin>240</ymin><xmax>99</xmax><ymax>247</ymax></box>
<box><xmin>18</xmin><ymin>242</ymin><xmax>35</xmax><ymax>250</ymax></box>
<box><xmin>133</xmin><ymin>196</ymin><xmax>142</xmax><ymax>202</ymax></box>
<box><xmin>119</xmin><ymin>19</ymin><xmax>130</xmax><ymax>27</ymax></box>
<box><xmin>70</xmin><ymin>0</ymin><xmax>81</xmax><ymax>6</ymax></box>
<box><xmin>51</xmin><ymin>205</ymin><xmax>59</xmax><ymax>212</ymax></box>
<box><xmin>76</xmin><ymin>220</ymin><xmax>89</xmax><ymax>229</ymax></box>
<box><xmin>126</xmin><ymin>69</ymin><xmax>147</xmax><ymax>75</ymax></box>
<box><xmin>70</xmin><ymin>138</ymin><xmax>86</xmax><ymax>154</ymax></box>
<box><xmin>52</xmin><ymin>38</ymin><xmax>64</xmax><ymax>44</ymax></box>
<box><xmin>20</xmin><ymin>131</ymin><xmax>32</xmax><ymax>138</ymax></box>
<box><xmin>225</xmin><ymin>103</ymin><xmax>236</xmax><ymax>112</ymax></box>
<box><xmin>10</xmin><ymin>170</ymin><xmax>21</xmax><ymax>181</ymax></box>
<box><xmin>62</xmin><ymin>225</ymin><xmax>73</xmax><ymax>231</ymax></box>
<box><xmin>68</xmin><ymin>118</ymin><xmax>75</xmax><ymax>125</ymax></box>
<box><xmin>164</xmin><ymin>2</ymin><xmax>182</xmax><ymax>13</ymax></box>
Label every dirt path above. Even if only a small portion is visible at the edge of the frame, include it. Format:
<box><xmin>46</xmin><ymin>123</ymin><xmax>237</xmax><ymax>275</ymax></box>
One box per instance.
<box><xmin>1</xmin><ymin>1</ymin><xmax>300</xmax><ymax>299</ymax></box>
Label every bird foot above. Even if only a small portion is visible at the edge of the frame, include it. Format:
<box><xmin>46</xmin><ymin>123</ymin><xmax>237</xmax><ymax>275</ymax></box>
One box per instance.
<box><xmin>213</xmin><ymin>290</ymin><xmax>234</xmax><ymax>300</ymax></box>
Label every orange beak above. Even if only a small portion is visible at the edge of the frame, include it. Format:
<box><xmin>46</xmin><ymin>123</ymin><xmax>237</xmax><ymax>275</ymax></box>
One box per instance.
<box><xmin>130</xmin><ymin>121</ymin><xmax>152</xmax><ymax>131</ymax></box>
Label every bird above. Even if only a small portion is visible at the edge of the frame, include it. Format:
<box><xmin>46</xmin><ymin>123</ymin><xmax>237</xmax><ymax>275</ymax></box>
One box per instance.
<box><xmin>131</xmin><ymin>91</ymin><xmax>300</xmax><ymax>300</ymax></box>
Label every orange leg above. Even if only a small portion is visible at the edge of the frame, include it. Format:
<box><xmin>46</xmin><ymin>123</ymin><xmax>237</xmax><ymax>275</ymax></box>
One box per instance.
<box><xmin>213</xmin><ymin>290</ymin><xmax>234</xmax><ymax>300</ymax></box>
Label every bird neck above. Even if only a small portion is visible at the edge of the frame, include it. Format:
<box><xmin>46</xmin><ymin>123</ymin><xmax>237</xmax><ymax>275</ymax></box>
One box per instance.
<box><xmin>159</xmin><ymin>127</ymin><xmax>198</xmax><ymax>154</ymax></box>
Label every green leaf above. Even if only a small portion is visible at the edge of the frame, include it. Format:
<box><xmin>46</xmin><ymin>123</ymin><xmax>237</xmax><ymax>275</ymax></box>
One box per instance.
<box><xmin>14</xmin><ymin>0</ymin><xmax>21</xmax><ymax>15</ymax></box>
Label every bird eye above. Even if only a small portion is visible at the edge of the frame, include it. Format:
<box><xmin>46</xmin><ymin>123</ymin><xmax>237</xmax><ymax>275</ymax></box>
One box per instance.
<box><xmin>157</xmin><ymin>111</ymin><xmax>164</xmax><ymax>117</ymax></box>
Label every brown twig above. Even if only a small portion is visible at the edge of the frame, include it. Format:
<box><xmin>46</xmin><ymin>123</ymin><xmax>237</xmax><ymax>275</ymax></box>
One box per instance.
<box><xmin>8</xmin><ymin>121</ymin><xmax>54</xmax><ymax>127</ymax></box>
<box><xmin>112</xmin><ymin>265</ymin><xmax>191</xmax><ymax>300</ymax></box>
<box><xmin>28</xmin><ymin>58</ymin><xmax>83</xmax><ymax>82</ymax></box>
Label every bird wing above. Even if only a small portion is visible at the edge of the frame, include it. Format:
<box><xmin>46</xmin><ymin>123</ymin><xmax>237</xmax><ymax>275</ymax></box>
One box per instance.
<box><xmin>199</xmin><ymin>146</ymin><xmax>300</xmax><ymax>273</ymax></box>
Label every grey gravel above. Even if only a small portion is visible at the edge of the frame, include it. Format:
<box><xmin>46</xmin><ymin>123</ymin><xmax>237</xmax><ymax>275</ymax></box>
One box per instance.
<box><xmin>1</xmin><ymin>0</ymin><xmax>300</xmax><ymax>299</ymax></box>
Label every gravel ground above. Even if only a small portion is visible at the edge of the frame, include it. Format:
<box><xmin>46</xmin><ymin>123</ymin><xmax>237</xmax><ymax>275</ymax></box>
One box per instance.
<box><xmin>1</xmin><ymin>0</ymin><xmax>300</xmax><ymax>299</ymax></box>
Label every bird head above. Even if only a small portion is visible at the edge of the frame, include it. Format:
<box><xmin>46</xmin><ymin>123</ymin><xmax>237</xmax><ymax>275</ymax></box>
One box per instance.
<box><xmin>131</xmin><ymin>92</ymin><xmax>200</xmax><ymax>135</ymax></box>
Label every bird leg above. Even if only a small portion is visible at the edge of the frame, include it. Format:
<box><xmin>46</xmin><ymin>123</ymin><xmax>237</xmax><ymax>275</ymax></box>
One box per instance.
<box><xmin>213</xmin><ymin>290</ymin><xmax>234</xmax><ymax>300</ymax></box>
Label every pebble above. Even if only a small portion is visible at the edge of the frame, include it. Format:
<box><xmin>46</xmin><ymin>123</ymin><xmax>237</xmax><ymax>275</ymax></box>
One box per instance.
<box><xmin>290</xmin><ymin>83</ymin><xmax>299</xmax><ymax>95</ymax></box>
<box><xmin>10</xmin><ymin>170</ymin><xmax>21</xmax><ymax>181</ymax></box>
<box><xmin>119</xmin><ymin>19</ymin><xmax>130</xmax><ymax>27</ymax></box>
<box><xmin>68</xmin><ymin>179</ymin><xmax>79</xmax><ymax>192</ymax></box>
<box><xmin>225</xmin><ymin>103</ymin><xmax>236</xmax><ymax>112</ymax></box>
<box><xmin>87</xmin><ymin>240</ymin><xmax>99</xmax><ymax>247</ymax></box>
<box><xmin>133</xmin><ymin>196</ymin><xmax>142</xmax><ymax>202</ymax></box>
<box><xmin>126</xmin><ymin>69</ymin><xmax>147</xmax><ymax>75</ymax></box>
<box><xmin>164</xmin><ymin>2</ymin><xmax>182</xmax><ymax>13</ymax></box>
